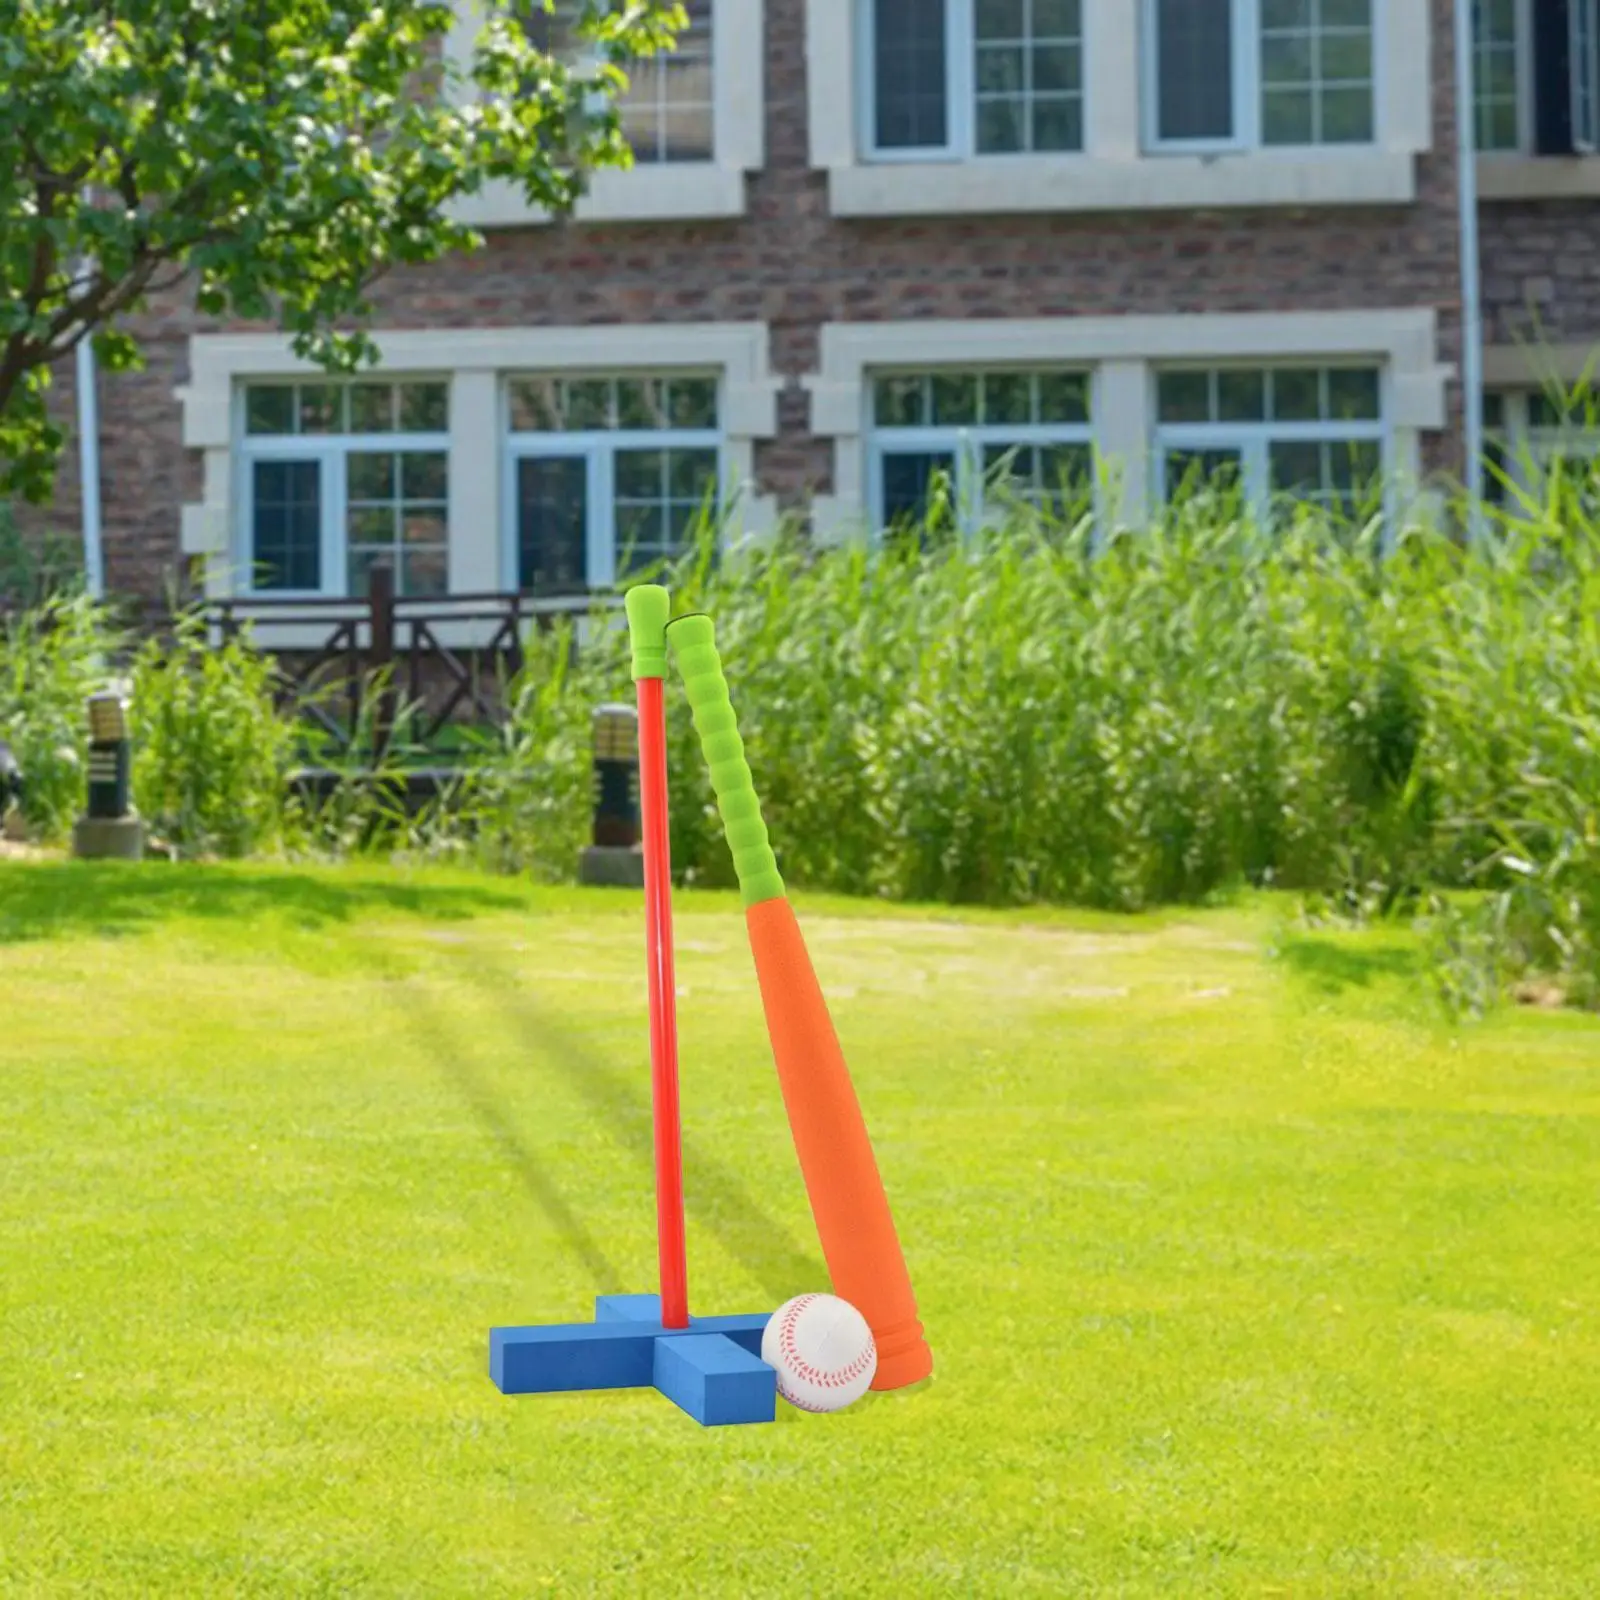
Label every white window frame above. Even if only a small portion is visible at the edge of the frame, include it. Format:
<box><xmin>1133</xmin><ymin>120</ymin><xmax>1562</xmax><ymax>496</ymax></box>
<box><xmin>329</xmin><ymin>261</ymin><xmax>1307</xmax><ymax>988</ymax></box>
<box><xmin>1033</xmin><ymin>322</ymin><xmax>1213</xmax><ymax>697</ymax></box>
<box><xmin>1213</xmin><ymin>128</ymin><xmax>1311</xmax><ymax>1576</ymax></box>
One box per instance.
<box><xmin>1473</xmin><ymin>0</ymin><xmax>1536</xmax><ymax>153</ymax></box>
<box><xmin>865</xmin><ymin>377</ymin><xmax>1096</xmax><ymax>533</ymax></box>
<box><xmin>443</xmin><ymin>0</ymin><xmax>763</xmax><ymax>226</ymax></box>
<box><xmin>1485</xmin><ymin>389</ymin><xmax>1600</xmax><ymax>503</ymax></box>
<box><xmin>805</xmin><ymin>312</ymin><xmax>1448</xmax><ymax>541</ymax></box>
<box><xmin>809</xmin><ymin>0</ymin><xmax>1428</xmax><ymax>217</ymax></box>
<box><xmin>501</xmin><ymin>388</ymin><xmax>725</xmax><ymax>590</ymax></box>
<box><xmin>1140</xmin><ymin>0</ymin><xmax>1380</xmax><ymax>155</ymax></box>
<box><xmin>232</xmin><ymin>387</ymin><xmax>452</xmax><ymax>600</ymax></box>
<box><xmin>1151</xmin><ymin>366</ymin><xmax>1390</xmax><ymax>521</ymax></box>
<box><xmin>1572</xmin><ymin>0</ymin><xmax>1600</xmax><ymax>150</ymax></box>
<box><xmin>179</xmin><ymin>326</ymin><xmax>780</xmax><ymax>648</ymax></box>
<box><xmin>858</xmin><ymin>0</ymin><xmax>1086</xmax><ymax>162</ymax></box>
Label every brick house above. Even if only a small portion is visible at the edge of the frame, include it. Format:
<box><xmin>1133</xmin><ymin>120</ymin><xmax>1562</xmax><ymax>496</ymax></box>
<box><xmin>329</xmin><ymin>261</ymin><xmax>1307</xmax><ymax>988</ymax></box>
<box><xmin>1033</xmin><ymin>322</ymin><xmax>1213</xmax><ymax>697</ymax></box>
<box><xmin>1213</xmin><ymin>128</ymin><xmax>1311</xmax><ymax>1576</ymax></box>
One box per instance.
<box><xmin>29</xmin><ymin>0</ymin><xmax>1600</xmax><ymax>619</ymax></box>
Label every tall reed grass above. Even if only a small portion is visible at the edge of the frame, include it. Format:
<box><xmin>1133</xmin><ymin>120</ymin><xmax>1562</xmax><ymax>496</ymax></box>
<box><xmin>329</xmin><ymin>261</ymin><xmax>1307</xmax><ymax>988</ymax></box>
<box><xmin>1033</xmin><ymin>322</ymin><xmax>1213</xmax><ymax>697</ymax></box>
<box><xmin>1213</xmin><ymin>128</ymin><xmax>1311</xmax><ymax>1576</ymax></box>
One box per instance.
<box><xmin>2</xmin><ymin>471</ymin><xmax>1597</xmax><ymax>1007</ymax></box>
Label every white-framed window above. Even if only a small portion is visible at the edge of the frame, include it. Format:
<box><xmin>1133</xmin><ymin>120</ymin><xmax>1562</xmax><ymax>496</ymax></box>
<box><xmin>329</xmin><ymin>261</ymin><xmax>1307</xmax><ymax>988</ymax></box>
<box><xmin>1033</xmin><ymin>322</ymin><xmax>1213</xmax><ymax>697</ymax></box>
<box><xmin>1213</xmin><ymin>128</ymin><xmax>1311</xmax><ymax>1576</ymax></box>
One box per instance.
<box><xmin>863</xmin><ymin>0</ymin><xmax>1086</xmax><ymax>159</ymax></box>
<box><xmin>1144</xmin><ymin>0</ymin><xmax>1376</xmax><ymax>151</ymax></box>
<box><xmin>1154</xmin><ymin>364</ymin><xmax>1385</xmax><ymax>515</ymax></box>
<box><xmin>867</xmin><ymin>366</ymin><xmax>1094</xmax><ymax>532</ymax></box>
<box><xmin>1483</xmin><ymin>389</ymin><xmax>1600</xmax><ymax>504</ymax></box>
<box><xmin>503</xmin><ymin>373</ymin><xmax>723</xmax><ymax>591</ymax></box>
<box><xmin>1473</xmin><ymin>0</ymin><xmax>1600</xmax><ymax>153</ymax></box>
<box><xmin>236</xmin><ymin>380</ymin><xmax>451</xmax><ymax>597</ymax></box>
<box><xmin>521</xmin><ymin>0</ymin><xmax>714</xmax><ymax>162</ymax></box>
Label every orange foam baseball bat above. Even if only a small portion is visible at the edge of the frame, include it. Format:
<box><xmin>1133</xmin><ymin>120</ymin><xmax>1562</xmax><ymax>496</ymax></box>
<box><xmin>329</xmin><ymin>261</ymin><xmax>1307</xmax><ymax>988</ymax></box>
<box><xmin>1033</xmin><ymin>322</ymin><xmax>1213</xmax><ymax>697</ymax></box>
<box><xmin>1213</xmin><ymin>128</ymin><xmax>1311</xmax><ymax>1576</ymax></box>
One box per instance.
<box><xmin>666</xmin><ymin>614</ymin><xmax>932</xmax><ymax>1390</ymax></box>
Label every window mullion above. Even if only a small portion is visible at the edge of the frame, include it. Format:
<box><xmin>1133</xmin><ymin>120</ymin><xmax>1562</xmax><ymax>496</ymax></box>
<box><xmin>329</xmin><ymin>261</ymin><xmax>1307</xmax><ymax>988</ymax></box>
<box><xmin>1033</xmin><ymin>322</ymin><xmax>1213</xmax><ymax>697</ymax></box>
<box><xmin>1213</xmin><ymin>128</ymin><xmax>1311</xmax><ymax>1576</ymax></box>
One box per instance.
<box><xmin>1238</xmin><ymin>0</ymin><xmax>1261</xmax><ymax>148</ymax></box>
<box><xmin>590</xmin><ymin>447</ymin><xmax>614</xmax><ymax>589</ymax></box>
<box><xmin>949</xmin><ymin>0</ymin><xmax>975</xmax><ymax>157</ymax></box>
<box><xmin>324</xmin><ymin>446</ymin><xmax>345</xmax><ymax>600</ymax></box>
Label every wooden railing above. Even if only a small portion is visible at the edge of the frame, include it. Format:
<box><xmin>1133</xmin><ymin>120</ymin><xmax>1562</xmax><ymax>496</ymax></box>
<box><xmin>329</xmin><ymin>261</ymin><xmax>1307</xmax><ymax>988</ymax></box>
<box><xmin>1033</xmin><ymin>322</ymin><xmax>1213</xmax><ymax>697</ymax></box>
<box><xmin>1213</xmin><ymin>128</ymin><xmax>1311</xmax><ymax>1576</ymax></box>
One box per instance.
<box><xmin>205</xmin><ymin>561</ymin><xmax>616</xmax><ymax>754</ymax></box>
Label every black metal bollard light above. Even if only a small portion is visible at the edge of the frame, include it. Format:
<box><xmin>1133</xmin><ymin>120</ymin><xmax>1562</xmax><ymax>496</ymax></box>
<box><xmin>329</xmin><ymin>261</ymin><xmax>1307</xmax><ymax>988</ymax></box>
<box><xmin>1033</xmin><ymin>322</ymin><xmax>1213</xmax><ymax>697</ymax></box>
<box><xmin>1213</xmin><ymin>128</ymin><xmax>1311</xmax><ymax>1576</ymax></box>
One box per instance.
<box><xmin>578</xmin><ymin>702</ymin><xmax>645</xmax><ymax>886</ymax></box>
<box><xmin>86</xmin><ymin>692</ymin><xmax>133</xmax><ymax>820</ymax></box>
<box><xmin>72</xmin><ymin>689</ymin><xmax>145</xmax><ymax>860</ymax></box>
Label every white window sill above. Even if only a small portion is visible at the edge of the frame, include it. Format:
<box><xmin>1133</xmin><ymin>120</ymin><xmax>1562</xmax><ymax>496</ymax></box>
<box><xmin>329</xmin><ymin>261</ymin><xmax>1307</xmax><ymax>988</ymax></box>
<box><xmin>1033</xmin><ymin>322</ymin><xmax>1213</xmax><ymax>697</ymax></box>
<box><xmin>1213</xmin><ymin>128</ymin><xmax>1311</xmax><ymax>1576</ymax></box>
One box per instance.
<box><xmin>448</xmin><ymin>164</ymin><xmax>747</xmax><ymax>229</ymax></box>
<box><xmin>827</xmin><ymin>150</ymin><xmax>1418</xmax><ymax>218</ymax></box>
<box><xmin>1476</xmin><ymin>154</ymin><xmax>1600</xmax><ymax>201</ymax></box>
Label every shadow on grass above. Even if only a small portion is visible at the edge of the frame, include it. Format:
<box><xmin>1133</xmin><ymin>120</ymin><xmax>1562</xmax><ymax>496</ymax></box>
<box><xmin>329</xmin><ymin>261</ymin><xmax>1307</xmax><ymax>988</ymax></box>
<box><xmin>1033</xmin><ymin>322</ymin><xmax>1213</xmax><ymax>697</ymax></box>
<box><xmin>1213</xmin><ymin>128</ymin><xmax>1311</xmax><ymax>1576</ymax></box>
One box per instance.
<box><xmin>390</xmin><ymin>967</ymin><xmax>624</xmax><ymax>1296</ymax></box>
<box><xmin>463</xmin><ymin>945</ymin><xmax>828</xmax><ymax>1308</ymax></box>
<box><xmin>0</xmin><ymin>860</ymin><xmax>524</xmax><ymax>945</ymax></box>
<box><xmin>1275</xmin><ymin>934</ymin><xmax>1422</xmax><ymax>995</ymax></box>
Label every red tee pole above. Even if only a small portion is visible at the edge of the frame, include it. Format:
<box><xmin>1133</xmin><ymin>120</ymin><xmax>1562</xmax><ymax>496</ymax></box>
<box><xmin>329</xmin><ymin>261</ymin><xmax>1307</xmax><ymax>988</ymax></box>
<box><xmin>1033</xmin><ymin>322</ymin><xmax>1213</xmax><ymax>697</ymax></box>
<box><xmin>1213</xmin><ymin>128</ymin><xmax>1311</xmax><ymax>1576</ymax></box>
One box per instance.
<box><xmin>626</xmin><ymin>588</ymin><xmax>689</xmax><ymax>1330</ymax></box>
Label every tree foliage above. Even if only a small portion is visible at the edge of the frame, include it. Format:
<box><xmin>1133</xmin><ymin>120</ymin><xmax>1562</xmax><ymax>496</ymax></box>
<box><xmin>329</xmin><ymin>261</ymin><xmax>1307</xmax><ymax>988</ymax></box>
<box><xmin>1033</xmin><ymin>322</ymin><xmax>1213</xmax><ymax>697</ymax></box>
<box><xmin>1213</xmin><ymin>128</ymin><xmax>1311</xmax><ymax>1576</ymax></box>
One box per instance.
<box><xmin>0</xmin><ymin>0</ymin><xmax>685</xmax><ymax>501</ymax></box>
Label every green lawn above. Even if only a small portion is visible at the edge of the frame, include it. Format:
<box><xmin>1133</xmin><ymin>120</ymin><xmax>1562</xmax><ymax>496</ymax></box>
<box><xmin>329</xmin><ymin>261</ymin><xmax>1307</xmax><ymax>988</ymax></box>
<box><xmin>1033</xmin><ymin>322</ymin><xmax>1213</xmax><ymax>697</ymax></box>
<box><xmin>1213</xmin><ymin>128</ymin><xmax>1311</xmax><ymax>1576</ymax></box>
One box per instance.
<box><xmin>2</xmin><ymin>862</ymin><xmax>1598</xmax><ymax>1597</ymax></box>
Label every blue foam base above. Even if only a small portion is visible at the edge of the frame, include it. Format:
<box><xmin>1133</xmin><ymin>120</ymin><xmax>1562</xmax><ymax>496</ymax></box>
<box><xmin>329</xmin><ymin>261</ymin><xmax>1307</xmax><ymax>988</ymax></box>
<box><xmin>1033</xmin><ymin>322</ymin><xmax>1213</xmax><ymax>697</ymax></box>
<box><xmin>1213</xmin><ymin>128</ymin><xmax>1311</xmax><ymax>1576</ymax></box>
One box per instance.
<box><xmin>490</xmin><ymin>1293</ymin><xmax>775</xmax><ymax>1427</ymax></box>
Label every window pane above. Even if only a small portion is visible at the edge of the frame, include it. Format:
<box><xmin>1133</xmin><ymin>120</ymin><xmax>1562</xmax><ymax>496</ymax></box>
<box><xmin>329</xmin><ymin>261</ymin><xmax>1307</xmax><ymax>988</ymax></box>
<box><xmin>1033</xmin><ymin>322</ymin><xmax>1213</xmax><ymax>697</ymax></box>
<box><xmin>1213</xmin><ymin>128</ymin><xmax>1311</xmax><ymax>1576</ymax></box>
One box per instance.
<box><xmin>1155</xmin><ymin>0</ymin><xmax>1234</xmax><ymax>141</ymax></box>
<box><xmin>1157</xmin><ymin>371</ymin><xmax>1213</xmax><ymax>423</ymax></box>
<box><xmin>347</xmin><ymin>506</ymin><xmax>394</xmax><ymax>546</ymax></box>
<box><xmin>932</xmin><ymin>373</ymin><xmax>980</xmax><ymax>424</ymax></box>
<box><xmin>401</xmin><ymin>547</ymin><xmax>449</xmax><ymax>598</ymax></box>
<box><xmin>622</xmin><ymin>0</ymin><xmax>713</xmax><ymax>161</ymax></box>
<box><xmin>1038</xmin><ymin>371</ymin><xmax>1090</xmax><ymax>423</ymax></box>
<box><xmin>983</xmin><ymin>372</ymin><xmax>1033</xmax><ymax>425</ymax></box>
<box><xmin>1218</xmin><ymin>369</ymin><xmax>1267</xmax><ymax>421</ymax></box>
<box><xmin>882</xmin><ymin>450</ymin><xmax>956</xmax><ymax>527</ymax></box>
<box><xmin>349</xmin><ymin>383</ymin><xmax>395</xmax><ymax>434</ymax></box>
<box><xmin>402</xmin><ymin>508</ymin><xmax>448</xmax><ymax>547</ymax></box>
<box><xmin>875</xmin><ymin>375</ymin><xmax>929</xmax><ymax>427</ymax></box>
<box><xmin>347</xmin><ymin>547</ymin><xmax>395</xmax><ymax>599</ymax></box>
<box><xmin>517</xmin><ymin>455</ymin><xmax>589</xmax><ymax>594</ymax></box>
<box><xmin>1270</xmin><ymin>440</ymin><xmax>1327</xmax><ymax>493</ymax></box>
<box><xmin>565</xmin><ymin>380</ymin><xmax>613</xmax><ymax>431</ymax></box>
<box><xmin>400</xmin><ymin>452</ymin><xmax>448</xmax><ymax>501</ymax></box>
<box><xmin>666</xmin><ymin>376</ymin><xmax>719</xmax><ymax>428</ymax></box>
<box><xmin>615</xmin><ymin>449</ymin><xmax>666</xmax><ymax>500</ymax></box>
<box><xmin>667</xmin><ymin>447</ymin><xmax>719</xmax><ymax>501</ymax></box>
<box><xmin>974</xmin><ymin>0</ymin><xmax>1083</xmax><ymax>154</ymax></box>
<box><xmin>618</xmin><ymin>379</ymin><xmax>668</xmax><ymax>430</ymax></box>
<box><xmin>508</xmin><ymin>378</ymin><xmax>560</xmax><ymax>432</ymax></box>
<box><xmin>1271</xmin><ymin>368</ymin><xmax>1323</xmax><ymax>421</ymax></box>
<box><xmin>347</xmin><ymin>452</ymin><xmax>395</xmax><ymax>502</ymax></box>
<box><xmin>1328</xmin><ymin>368</ymin><xmax>1381</xmax><ymax>420</ymax></box>
<box><xmin>244</xmin><ymin>386</ymin><xmax>295</xmax><ymax>436</ymax></box>
<box><xmin>399</xmin><ymin>381</ymin><xmax>449</xmax><ymax>433</ymax></box>
<box><xmin>251</xmin><ymin>460</ymin><xmax>321</xmax><ymax>591</ymax></box>
<box><xmin>299</xmin><ymin>385</ymin><xmax>343</xmax><ymax>434</ymax></box>
<box><xmin>874</xmin><ymin>0</ymin><xmax>949</xmax><ymax>150</ymax></box>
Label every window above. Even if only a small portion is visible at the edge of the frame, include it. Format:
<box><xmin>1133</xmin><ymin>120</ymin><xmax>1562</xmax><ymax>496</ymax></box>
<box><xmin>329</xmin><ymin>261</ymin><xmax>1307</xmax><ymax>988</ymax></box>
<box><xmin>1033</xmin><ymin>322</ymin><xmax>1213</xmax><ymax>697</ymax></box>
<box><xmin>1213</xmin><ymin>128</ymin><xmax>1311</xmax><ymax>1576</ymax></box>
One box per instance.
<box><xmin>868</xmin><ymin>367</ymin><xmax>1093</xmax><ymax>533</ymax></box>
<box><xmin>505</xmin><ymin>374</ymin><xmax>721</xmax><ymax>592</ymax></box>
<box><xmin>1483</xmin><ymin>389</ymin><xmax>1600</xmax><ymax>505</ymax></box>
<box><xmin>520</xmin><ymin>0</ymin><xmax>713</xmax><ymax>162</ymax></box>
<box><xmin>238</xmin><ymin>381</ymin><xmax>451</xmax><ymax>596</ymax></box>
<box><xmin>1154</xmin><ymin>364</ymin><xmax>1384</xmax><ymax>515</ymax></box>
<box><xmin>1475</xmin><ymin>0</ymin><xmax>1600</xmax><ymax>153</ymax></box>
<box><xmin>867</xmin><ymin>0</ymin><xmax>1085</xmax><ymax>158</ymax></box>
<box><xmin>1146</xmin><ymin>0</ymin><xmax>1376</xmax><ymax>151</ymax></box>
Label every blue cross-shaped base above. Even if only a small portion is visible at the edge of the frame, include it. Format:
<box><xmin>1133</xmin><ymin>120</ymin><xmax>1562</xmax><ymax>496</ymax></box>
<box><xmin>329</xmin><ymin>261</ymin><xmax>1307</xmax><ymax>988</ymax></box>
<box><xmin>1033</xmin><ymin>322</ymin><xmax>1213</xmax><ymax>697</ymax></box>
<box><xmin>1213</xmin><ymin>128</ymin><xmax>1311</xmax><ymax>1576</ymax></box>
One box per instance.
<box><xmin>490</xmin><ymin>1294</ymin><xmax>777</xmax><ymax>1427</ymax></box>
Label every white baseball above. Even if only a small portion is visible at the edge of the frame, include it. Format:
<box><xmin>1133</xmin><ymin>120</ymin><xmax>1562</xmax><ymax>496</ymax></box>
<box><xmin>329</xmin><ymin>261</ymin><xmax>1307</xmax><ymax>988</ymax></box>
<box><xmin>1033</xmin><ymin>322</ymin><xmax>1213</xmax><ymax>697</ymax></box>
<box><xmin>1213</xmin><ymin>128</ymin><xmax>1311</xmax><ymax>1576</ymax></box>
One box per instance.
<box><xmin>761</xmin><ymin>1293</ymin><xmax>878</xmax><ymax>1413</ymax></box>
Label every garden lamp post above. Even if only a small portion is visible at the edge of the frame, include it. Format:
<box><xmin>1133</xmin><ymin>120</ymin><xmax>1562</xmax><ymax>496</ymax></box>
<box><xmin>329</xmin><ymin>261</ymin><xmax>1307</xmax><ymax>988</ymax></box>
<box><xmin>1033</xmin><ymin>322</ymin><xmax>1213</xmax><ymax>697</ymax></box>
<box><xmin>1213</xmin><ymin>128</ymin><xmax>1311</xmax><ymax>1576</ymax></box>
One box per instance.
<box><xmin>72</xmin><ymin>689</ymin><xmax>145</xmax><ymax>860</ymax></box>
<box><xmin>578</xmin><ymin>702</ymin><xmax>645</xmax><ymax>887</ymax></box>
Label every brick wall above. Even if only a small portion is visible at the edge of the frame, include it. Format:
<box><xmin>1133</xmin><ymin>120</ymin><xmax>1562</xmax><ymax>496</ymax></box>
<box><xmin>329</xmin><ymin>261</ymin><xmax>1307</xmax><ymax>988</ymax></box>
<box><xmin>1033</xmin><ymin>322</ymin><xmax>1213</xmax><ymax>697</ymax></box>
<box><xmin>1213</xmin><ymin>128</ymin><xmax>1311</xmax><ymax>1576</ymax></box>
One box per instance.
<box><xmin>1480</xmin><ymin>200</ymin><xmax>1600</xmax><ymax>356</ymax></box>
<box><xmin>64</xmin><ymin>0</ymin><xmax>1466</xmax><ymax>603</ymax></box>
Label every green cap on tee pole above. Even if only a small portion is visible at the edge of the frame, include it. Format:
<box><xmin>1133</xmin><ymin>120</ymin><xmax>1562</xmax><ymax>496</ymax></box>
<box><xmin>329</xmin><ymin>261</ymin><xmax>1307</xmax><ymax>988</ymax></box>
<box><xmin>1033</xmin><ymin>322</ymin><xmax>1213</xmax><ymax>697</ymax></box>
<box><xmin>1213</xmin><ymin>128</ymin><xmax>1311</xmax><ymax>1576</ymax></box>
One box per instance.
<box><xmin>624</xmin><ymin>584</ymin><xmax>670</xmax><ymax>680</ymax></box>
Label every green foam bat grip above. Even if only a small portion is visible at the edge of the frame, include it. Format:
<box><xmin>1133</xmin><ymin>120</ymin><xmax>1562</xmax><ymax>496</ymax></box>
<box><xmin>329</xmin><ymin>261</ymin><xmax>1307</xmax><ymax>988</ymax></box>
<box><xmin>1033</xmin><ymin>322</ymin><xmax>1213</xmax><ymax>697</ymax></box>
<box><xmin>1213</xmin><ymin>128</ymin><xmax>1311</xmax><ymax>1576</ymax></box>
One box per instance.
<box><xmin>665</xmin><ymin>614</ymin><xmax>785</xmax><ymax>908</ymax></box>
<box><xmin>624</xmin><ymin>584</ymin><xmax>670</xmax><ymax>680</ymax></box>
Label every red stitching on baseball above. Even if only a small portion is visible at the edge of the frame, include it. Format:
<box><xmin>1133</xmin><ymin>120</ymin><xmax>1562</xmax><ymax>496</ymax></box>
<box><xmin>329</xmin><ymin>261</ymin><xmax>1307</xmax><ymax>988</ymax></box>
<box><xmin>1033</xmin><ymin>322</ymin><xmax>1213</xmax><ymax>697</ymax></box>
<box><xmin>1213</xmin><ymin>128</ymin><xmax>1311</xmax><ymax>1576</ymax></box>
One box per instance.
<box><xmin>771</xmin><ymin>1296</ymin><xmax>877</xmax><ymax>1402</ymax></box>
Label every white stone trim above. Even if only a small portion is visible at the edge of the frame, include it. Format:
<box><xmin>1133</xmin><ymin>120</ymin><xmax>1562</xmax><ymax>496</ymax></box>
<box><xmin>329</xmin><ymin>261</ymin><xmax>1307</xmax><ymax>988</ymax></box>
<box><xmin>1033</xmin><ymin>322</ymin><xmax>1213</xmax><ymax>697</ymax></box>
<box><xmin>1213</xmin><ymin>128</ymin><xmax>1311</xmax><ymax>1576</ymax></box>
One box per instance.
<box><xmin>1477</xmin><ymin>154</ymin><xmax>1600</xmax><ymax>200</ymax></box>
<box><xmin>804</xmin><ymin>310</ymin><xmax>1450</xmax><ymax>537</ymax></box>
<box><xmin>177</xmin><ymin>323</ymin><xmax>782</xmax><ymax>634</ymax></box>
<box><xmin>810</xmin><ymin>0</ymin><xmax>1429</xmax><ymax>217</ymax></box>
<box><xmin>443</xmin><ymin>0</ymin><xmax>761</xmax><ymax>227</ymax></box>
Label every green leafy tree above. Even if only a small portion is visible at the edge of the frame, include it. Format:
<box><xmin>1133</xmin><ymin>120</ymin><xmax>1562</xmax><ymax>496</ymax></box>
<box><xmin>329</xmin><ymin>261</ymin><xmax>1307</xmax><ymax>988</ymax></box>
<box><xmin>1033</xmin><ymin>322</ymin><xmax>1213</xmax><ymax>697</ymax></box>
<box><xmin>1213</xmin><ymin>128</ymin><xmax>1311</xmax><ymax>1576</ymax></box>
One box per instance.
<box><xmin>0</xmin><ymin>0</ymin><xmax>684</xmax><ymax>501</ymax></box>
